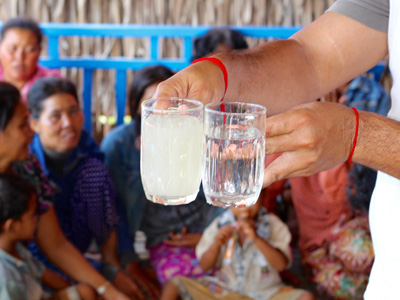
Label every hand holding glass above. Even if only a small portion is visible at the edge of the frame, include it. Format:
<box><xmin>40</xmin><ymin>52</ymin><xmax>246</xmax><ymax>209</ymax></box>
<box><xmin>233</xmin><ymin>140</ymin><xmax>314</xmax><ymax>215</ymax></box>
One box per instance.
<box><xmin>140</xmin><ymin>97</ymin><xmax>203</xmax><ymax>205</ymax></box>
<box><xmin>203</xmin><ymin>102</ymin><xmax>267</xmax><ymax>207</ymax></box>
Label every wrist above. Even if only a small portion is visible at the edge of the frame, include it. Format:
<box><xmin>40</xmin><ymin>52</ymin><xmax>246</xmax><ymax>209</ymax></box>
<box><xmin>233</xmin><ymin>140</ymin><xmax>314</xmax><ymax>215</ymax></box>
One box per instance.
<box><xmin>192</xmin><ymin>57</ymin><xmax>228</xmax><ymax>101</ymax></box>
<box><xmin>346</xmin><ymin>107</ymin><xmax>359</xmax><ymax>163</ymax></box>
<box><xmin>96</xmin><ymin>280</ymin><xmax>112</xmax><ymax>296</ymax></box>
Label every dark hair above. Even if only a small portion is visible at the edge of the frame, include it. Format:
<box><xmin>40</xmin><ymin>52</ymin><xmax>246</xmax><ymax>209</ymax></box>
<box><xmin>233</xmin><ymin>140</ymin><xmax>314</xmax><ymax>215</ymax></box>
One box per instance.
<box><xmin>0</xmin><ymin>17</ymin><xmax>43</xmax><ymax>46</ymax></box>
<box><xmin>347</xmin><ymin>164</ymin><xmax>377</xmax><ymax>213</ymax></box>
<box><xmin>128</xmin><ymin>65</ymin><xmax>174</xmax><ymax>134</ymax></box>
<box><xmin>0</xmin><ymin>82</ymin><xmax>22</xmax><ymax>131</ymax></box>
<box><xmin>0</xmin><ymin>174</ymin><xmax>35</xmax><ymax>226</ymax></box>
<box><xmin>193</xmin><ymin>28</ymin><xmax>249</xmax><ymax>61</ymax></box>
<box><xmin>28</xmin><ymin>77</ymin><xmax>79</xmax><ymax>119</ymax></box>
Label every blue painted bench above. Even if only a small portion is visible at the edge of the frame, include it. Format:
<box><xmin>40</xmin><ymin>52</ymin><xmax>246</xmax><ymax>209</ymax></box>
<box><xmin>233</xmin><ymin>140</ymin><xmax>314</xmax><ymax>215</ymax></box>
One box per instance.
<box><xmin>2</xmin><ymin>23</ymin><xmax>386</xmax><ymax>134</ymax></box>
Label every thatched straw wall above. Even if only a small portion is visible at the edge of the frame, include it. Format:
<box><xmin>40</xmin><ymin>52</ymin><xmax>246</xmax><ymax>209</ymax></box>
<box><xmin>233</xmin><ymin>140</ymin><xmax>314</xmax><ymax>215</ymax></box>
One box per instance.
<box><xmin>2</xmin><ymin>0</ymin><xmax>390</xmax><ymax>138</ymax></box>
<box><xmin>1</xmin><ymin>1</ymin><xmax>336</xmax><ymax>25</ymax></box>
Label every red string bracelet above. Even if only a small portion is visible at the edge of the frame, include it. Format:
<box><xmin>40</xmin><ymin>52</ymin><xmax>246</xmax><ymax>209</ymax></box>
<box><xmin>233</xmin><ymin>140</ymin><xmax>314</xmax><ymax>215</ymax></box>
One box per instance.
<box><xmin>192</xmin><ymin>57</ymin><xmax>228</xmax><ymax>101</ymax></box>
<box><xmin>346</xmin><ymin>107</ymin><xmax>359</xmax><ymax>163</ymax></box>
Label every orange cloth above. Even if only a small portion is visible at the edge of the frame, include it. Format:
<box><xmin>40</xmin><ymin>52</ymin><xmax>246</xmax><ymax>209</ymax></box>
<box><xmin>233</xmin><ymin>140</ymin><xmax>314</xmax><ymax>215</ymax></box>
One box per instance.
<box><xmin>265</xmin><ymin>155</ymin><xmax>353</xmax><ymax>253</ymax></box>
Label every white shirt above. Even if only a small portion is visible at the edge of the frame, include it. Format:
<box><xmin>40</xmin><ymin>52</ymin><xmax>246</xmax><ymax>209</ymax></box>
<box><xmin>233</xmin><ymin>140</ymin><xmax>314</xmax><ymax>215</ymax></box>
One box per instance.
<box><xmin>365</xmin><ymin>1</ymin><xmax>400</xmax><ymax>299</ymax></box>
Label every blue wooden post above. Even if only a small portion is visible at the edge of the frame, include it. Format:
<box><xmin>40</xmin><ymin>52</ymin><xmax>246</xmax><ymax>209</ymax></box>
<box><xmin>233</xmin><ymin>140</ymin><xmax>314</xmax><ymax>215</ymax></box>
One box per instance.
<box><xmin>115</xmin><ymin>70</ymin><xmax>127</xmax><ymax>126</ymax></box>
<box><xmin>47</xmin><ymin>36</ymin><xmax>59</xmax><ymax>58</ymax></box>
<box><xmin>83</xmin><ymin>69</ymin><xmax>93</xmax><ymax>134</ymax></box>
<box><xmin>183</xmin><ymin>36</ymin><xmax>192</xmax><ymax>63</ymax></box>
<box><xmin>150</xmin><ymin>36</ymin><xmax>159</xmax><ymax>59</ymax></box>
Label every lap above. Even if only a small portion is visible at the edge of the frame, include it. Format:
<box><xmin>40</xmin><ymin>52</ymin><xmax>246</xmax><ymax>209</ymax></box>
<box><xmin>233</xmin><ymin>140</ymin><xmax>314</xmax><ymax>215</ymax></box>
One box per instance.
<box><xmin>149</xmin><ymin>243</ymin><xmax>206</xmax><ymax>284</ymax></box>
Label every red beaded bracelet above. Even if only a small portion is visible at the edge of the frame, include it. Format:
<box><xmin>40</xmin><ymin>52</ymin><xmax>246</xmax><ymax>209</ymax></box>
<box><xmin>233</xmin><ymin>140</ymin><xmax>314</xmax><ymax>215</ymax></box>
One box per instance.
<box><xmin>347</xmin><ymin>107</ymin><xmax>359</xmax><ymax>163</ymax></box>
<box><xmin>192</xmin><ymin>57</ymin><xmax>228</xmax><ymax>101</ymax></box>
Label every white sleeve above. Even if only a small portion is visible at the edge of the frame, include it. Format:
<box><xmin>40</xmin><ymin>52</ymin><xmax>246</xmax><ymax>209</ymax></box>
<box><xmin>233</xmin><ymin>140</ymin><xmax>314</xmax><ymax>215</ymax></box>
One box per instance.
<box><xmin>267</xmin><ymin>214</ymin><xmax>293</xmax><ymax>268</ymax></box>
<box><xmin>328</xmin><ymin>0</ymin><xmax>389</xmax><ymax>32</ymax></box>
<box><xmin>195</xmin><ymin>218</ymin><xmax>222</xmax><ymax>260</ymax></box>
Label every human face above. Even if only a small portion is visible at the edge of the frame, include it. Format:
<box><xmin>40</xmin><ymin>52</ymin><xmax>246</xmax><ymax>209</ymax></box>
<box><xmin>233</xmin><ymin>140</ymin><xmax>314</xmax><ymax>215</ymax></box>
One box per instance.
<box><xmin>30</xmin><ymin>93</ymin><xmax>83</xmax><ymax>152</ymax></box>
<box><xmin>15</xmin><ymin>195</ymin><xmax>37</xmax><ymax>240</ymax></box>
<box><xmin>0</xmin><ymin>101</ymin><xmax>33</xmax><ymax>167</ymax></box>
<box><xmin>0</xmin><ymin>28</ymin><xmax>41</xmax><ymax>86</ymax></box>
<box><xmin>230</xmin><ymin>198</ymin><xmax>262</xmax><ymax>220</ymax></box>
<box><xmin>137</xmin><ymin>83</ymin><xmax>159</xmax><ymax>116</ymax></box>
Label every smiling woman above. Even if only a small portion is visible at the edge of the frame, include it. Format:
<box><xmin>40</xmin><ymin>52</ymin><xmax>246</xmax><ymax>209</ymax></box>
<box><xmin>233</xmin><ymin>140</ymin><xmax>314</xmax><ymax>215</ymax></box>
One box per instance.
<box><xmin>0</xmin><ymin>17</ymin><xmax>61</xmax><ymax>102</ymax></box>
<box><xmin>26</xmin><ymin>77</ymin><xmax>148</xmax><ymax>299</ymax></box>
<box><xmin>0</xmin><ymin>81</ymin><xmax>129</xmax><ymax>299</ymax></box>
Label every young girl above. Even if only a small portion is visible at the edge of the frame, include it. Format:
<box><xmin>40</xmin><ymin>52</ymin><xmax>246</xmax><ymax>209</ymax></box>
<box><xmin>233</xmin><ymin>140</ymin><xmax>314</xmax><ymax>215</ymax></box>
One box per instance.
<box><xmin>161</xmin><ymin>190</ymin><xmax>314</xmax><ymax>300</ymax></box>
<box><xmin>0</xmin><ymin>174</ymin><xmax>96</xmax><ymax>300</ymax></box>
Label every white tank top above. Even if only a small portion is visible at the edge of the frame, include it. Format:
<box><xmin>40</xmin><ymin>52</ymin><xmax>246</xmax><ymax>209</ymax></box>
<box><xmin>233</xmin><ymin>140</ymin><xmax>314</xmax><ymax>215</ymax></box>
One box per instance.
<box><xmin>364</xmin><ymin>1</ymin><xmax>400</xmax><ymax>299</ymax></box>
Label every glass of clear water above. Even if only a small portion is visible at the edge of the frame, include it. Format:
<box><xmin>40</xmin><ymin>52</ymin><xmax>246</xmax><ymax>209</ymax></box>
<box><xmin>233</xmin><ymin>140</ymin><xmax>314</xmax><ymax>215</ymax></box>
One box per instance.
<box><xmin>141</xmin><ymin>97</ymin><xmax>204</xmax><ymax>205</ymax></box>
<box><xmin>203</xmin><ymin>101</ymin><xmax>267</xmax><ymax>207</ymax></box>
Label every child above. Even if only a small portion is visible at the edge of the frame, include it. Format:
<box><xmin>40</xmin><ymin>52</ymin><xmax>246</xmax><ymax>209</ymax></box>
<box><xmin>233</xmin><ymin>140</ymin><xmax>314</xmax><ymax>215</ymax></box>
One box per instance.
<box><xmin>0</xmin><ymin>174</ymin><xmax>96</xmax><ymax>300</ymax></box>
<box><xmin>161</xmin><ymin>190</ymin><xmax>314</xmax><ymax>300</ymax></box>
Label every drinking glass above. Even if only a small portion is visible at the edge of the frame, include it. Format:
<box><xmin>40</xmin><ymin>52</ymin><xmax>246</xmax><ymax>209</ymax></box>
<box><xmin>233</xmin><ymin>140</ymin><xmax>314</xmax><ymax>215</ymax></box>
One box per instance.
<box><xmin>141</xmin><ymin>97</ymin><xmax>204</xmax><ymax>205</ymax></box>
<box><xmin>203</xmin><ymin>101</ymin><xmax>267</xmax><ymax>207</ymax></box>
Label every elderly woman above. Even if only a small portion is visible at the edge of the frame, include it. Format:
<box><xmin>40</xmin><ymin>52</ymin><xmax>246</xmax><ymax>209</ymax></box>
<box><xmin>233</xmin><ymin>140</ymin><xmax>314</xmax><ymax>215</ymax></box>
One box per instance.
<box><xmin>0</xmin><ymin>81</ymin><xmax>129</xmax><ymax>300</ymax></box>
<box><xmin>0</xmin><ymin>17</ymin><xmax>61</xmax><ymax>102</ymax></box>
<box><xmin>26</xmin><ymin>77</ymin><xmax>147</xmax><ymax>299</ymax></box>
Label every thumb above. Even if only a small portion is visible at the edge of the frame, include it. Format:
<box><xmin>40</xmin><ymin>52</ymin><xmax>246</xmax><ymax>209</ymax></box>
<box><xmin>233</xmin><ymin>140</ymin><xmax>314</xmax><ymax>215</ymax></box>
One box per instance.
<box><xmin>153</xmin><ymin>76</ymin><xmax>182</xmax><ymax>99</ymax></box>
<box><xmin>262</xmin><ymin>152</ymin><xmax>297</xmax><ymax>188</ymax></box>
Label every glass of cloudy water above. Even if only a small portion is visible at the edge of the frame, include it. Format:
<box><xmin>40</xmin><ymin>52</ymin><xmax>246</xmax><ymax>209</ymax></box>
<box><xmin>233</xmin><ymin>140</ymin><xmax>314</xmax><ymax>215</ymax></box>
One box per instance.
<box><xmin>141</xmin><ymin>97</ymin><xmax>204</xmax><ymax>205</ymax></box>
<box><xmin>203</xmin><ymin>102</ymin><xmax>266</xmax><ymax>207</ymax></box>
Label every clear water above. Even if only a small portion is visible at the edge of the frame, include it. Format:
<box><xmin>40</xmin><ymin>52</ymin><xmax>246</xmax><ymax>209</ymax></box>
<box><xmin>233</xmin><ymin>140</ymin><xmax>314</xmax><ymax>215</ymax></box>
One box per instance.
<box><xmin>202</xmin><ymin>127</ymin><xmax>265</xmax><ymax>207</ymax></box>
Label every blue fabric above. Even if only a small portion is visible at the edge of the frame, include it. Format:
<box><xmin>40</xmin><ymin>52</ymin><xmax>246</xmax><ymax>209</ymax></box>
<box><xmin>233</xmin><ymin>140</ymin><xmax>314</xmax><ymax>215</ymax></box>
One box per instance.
<box><xmin>29</xmin><ymin>130</ymin><xmax>119</xmax><ymax>278</ymax></box>
<box><xmin>345</xmin><ymin>74</ymin><xmax>391</xmax><ymax>115</ymax></box>
<box><xmin>101</xmin><ymin>122</ymin><xmax>223</xmax><ymax>251</ymax></box>
<box><xmin>101</xmin><ymin>122</ymin><xmax>143</xmax><ymax>260</ymax></box>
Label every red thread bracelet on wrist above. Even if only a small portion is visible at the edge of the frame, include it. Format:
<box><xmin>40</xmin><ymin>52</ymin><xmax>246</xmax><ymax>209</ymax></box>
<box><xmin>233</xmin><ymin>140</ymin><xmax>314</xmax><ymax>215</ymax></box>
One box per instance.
<box><xmin>192</xmin><ymin>57</ymin><xmax>228</xmax><ymax>101</ymax></box>
<box><xmin>347</xmin><ymin>107</ymin><xmax>359</xmax><ymax>163</ymax></box>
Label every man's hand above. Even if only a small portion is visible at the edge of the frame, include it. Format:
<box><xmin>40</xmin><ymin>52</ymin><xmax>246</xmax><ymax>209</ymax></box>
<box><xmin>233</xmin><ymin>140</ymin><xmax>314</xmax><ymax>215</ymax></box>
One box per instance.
<box><xmin>263</xmin><ymin>101</ymin><xmax>355</xmax><ymax>187</ymax></box>
<box><xmin>154</xmin><ymin>61</ymin><xmax>225</xmax><ymax>104</ymax></box>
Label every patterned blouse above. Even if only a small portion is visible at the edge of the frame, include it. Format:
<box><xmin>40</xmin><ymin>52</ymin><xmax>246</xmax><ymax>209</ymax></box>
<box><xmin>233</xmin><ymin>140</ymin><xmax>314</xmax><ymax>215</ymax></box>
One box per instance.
<box><xmin>11</xmin><ymin>154</ymin><xmax>55</xmax><ymax>216</ymax></box>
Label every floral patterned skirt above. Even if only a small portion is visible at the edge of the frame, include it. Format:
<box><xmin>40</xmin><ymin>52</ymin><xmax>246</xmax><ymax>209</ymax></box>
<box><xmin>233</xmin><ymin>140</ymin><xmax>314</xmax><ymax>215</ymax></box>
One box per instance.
<box><xmin>149</xmin><ymin>243</ymin><xmax>207</xmax><ymax>284</ymax></box>
<box><xmin>303</xmin><ymin>215</ymin><xmax>374</xmax><ymax>300</ymax></box>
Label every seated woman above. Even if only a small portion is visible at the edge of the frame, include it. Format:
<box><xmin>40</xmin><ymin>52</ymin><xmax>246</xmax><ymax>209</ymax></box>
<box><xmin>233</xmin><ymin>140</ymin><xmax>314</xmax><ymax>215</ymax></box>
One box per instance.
<box><xmin>26</xmin><ymin>77</ymin><xmax>144</xmax><ymax>299</ymax></box>
<box><xmin>0</xmin><ymin>81</ymin><xmax>128</xmax><ymax>299</ymax></box>
<box><xmin>0</xmin><ymin>17</ymin><xmax>61</xmax><ymax>102</ymax></box>
<box><xmin>101</xmin><ymin>65</ymin><xmax>222</xmax><ymax>286</ymax></box>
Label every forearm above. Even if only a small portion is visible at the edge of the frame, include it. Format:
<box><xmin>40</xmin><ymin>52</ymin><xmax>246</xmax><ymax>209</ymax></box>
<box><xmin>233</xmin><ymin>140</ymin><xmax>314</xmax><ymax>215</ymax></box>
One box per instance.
<box><xmin>199</xmin><ymin>244</ymin><xmax>221</xmax><ymax>272</ymax></box>
<box><xmin>100</xmin><ymin>230</ymin><xmax>121</xmax><ymax>267</ymax></box>
<box><xmin>42</xmin><ymin>269</ymin><xmax>71</xmax><ymax>290</ymax></box>
<box><xmin>254</xmin><ymin>237</ymin><xmax>288</xmax><ymax>272</ymax></box>
<box><xmin>215</xmin><ymin>13</ymin><xmax>387</xmax><ymax>116</ymax></box>
<box><xmin>36</xmin><ymin>208</ymin><xmax>108</xmax><ymax>289</ymax></box>
<box><xmin>215</xmin><ymin>40</ymin><xmax>319</xmax><ymax>115</ymax></box>
<box><xmin>353</xmin><ymin>111</ymin><xmax>400</xmax><ymax>179</ymax></box>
